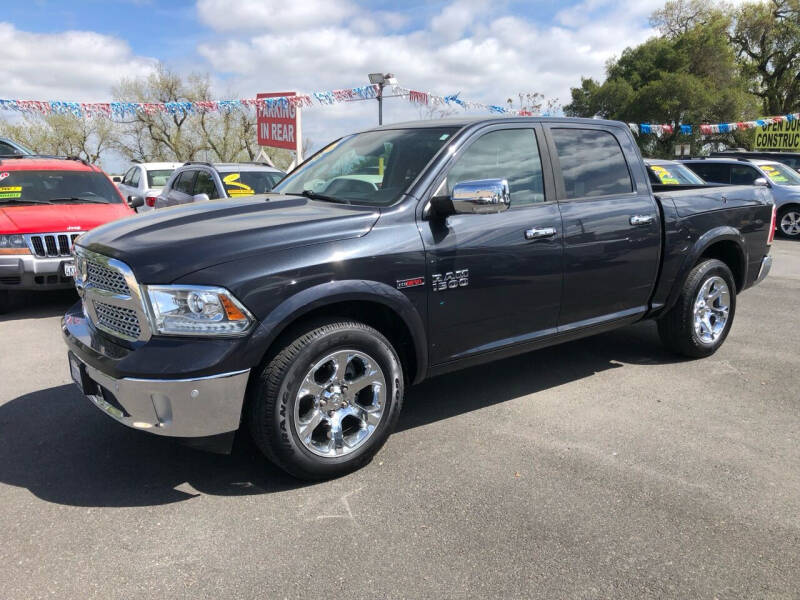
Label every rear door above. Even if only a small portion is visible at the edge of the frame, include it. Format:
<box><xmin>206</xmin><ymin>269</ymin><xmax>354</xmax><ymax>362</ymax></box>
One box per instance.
<box><xmin>420</xmin><ymin>124</ymin><xmax>563</xmax><ymax>364</ymax></box>
<box><xmin>545</xmin><ymin>124</ymin><xmax>661</xmax><ymax>330</ymax></box>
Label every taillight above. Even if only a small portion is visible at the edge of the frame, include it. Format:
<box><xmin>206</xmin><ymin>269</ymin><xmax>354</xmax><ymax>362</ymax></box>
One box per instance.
<box><xmin>145</xmin><ymin>196</ymin><xmax>158</xmax><ymax>207</ymax></box>
<box><xmin>767</xmin><ymin>204</ymin><xmax>777</xmax><ymax>245</ymax></box>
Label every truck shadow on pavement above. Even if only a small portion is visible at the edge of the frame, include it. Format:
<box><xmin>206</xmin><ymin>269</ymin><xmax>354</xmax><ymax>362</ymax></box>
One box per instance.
<box><xmin>0</xmin><ymin>321</ymin><xmax>683</xmax><ymax>508</ymax></box>
<box><xmin>0</xmin><ymin>290</ymin><xmax>78</xmax><ymax>322</ymax></box>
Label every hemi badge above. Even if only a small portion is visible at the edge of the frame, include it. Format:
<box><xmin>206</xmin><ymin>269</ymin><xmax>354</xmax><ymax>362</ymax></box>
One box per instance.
<box><xmin>397</xmin><ymin>277</ymin><xmax>424</xmax><ymax>289</ymax></box>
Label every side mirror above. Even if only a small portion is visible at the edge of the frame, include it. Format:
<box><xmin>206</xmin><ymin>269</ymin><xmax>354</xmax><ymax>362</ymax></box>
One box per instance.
<box><xmin>193</xmin><ymin>193</ymin><xmax>210</xmax><ymax>203</ymax></box>
<box><xmin>127</xmin><ymin>195</ymin><xmax>144</xmax><ymax>208</ymax></box>
<box><xmin>754</xmin><ymin>177</ymin><xmax>770</xmax><ymax>187</ymax></box>
<box><xmin>436</xmin><ymin>178</ymin><xmax>510</xmax><ymax>215</ymax></box>
<box><xmin>111</xmin><ymin>176</ymin><xmax>122</xmax><ymax>183</ymax></box>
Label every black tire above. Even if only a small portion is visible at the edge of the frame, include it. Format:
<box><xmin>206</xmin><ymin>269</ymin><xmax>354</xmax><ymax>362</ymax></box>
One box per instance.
<box><xmin>777</xmin><ymin>206</ymin><xmax>800</xmax><ymax>238</ymax></box>
<box><xmin>247</xmin><ymin>320</ymin><xmax>404</xmax><ymax>480</ymax></box>
<box><xmin>0</xmin><ymin>290</ymin><xmax>10</xmax><ymax>314</ymax></box>
<box><xmin>657</xmin><ymin>259</ymin><xmax>737</xmax><ymax>358</ymax></box>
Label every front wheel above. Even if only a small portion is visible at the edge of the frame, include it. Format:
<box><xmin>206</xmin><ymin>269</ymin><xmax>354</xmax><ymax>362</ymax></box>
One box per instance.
<box><xmin>657</xmin><ymin>259</ymin><xmax>736</xmax><ymax>358</ymax></box>
<box><xmin>248</xmin><ymin>320</ymin><xmax>404</xmax><ymax>480</ymax></box>
<box><xmin>778</xmin><ymin>206</ymin><xmax>800</xmax><ymax>238</ymax></box>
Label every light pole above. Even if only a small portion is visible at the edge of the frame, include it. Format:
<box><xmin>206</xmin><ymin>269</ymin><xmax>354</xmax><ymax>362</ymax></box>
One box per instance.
<box><xmin>368</xmin><ymin>72</ymin><xmax>397</xmax><ymax>125</ymax></box>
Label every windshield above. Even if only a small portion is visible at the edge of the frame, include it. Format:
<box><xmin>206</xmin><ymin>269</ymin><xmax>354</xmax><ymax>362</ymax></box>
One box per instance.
<box><xmin>648</xmin><ymin>162</ymin><xmax>705</xmax><ymax>185</ymax></box>
<box><xmin>760</xmin><ymin>162</ymin><xmax>800</xmax><ymax>186</ymax></box>
<box><xmin>147</xmin><ymin>169</ymin><xmax>175</xmax><ymax>188</ymax></box>
<box><xmin>220</xmin><ymin>171</ymin><xmax>284</xmax><ymax>196</ymax></box>
<box><xmin>273</xmin><ymin>127</ymin><xmax>459</xmax><ymax>206</ymax></box>
<box><xmin>0</xmin><ymin>170</ymin><xmax>122</xmax><ymax>205</ymax></box>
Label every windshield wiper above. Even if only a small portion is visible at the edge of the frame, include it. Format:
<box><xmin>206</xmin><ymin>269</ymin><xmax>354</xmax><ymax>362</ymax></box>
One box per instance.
<box><xmin>49</xmin><ymin>196</ymin><xmax>110</xmax><ymax>204</ymax></box>
<box><xmin>0</xmin><ymin>198</ymin><xmax>54</xmax><ymax>205</ymax></box>
<box><xmin>299</xmin><ymin>190</ymin><xmax>351</xmax><ymax>205</ymax></box>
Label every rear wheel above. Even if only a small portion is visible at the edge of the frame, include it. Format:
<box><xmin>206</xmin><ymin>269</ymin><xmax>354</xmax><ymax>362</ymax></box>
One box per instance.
<box><xmin>0</xmin><ymin>290</ymin><xmax>10</xmax><ymax>314</ymax></box>
<box><xmin>248</xmin><ymin>320</ymin><xmax>404</xmax><ymax>480</ymax></box>
<box><xmin>778</xmin><ymin>206</ymin><xmax>800</xmax><ymax>238</ymax></box>
<box><xmin>657</xmin><ymin>259</ymin><xmax>736</xmax><ymax>358</ymax></box>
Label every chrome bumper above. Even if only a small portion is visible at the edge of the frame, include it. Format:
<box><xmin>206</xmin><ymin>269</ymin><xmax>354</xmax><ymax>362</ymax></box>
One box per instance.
<box><xmin>754</xmin><ymin>254</ymin><xmax>773</xmax><ymax>285</ymax></box>
<box><xmin>0</xmin><ymin>253</ymin><xmax>74</xmax><ymax>289</ymax></box>
<box><xmin>72</xmin><ymin>354</ymin><xmax>250</xmax><ymax>438</ymax></box>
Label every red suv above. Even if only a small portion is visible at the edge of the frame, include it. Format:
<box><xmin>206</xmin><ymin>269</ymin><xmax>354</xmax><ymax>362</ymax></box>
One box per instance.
<box><xmin>0</xmin><ymin>156</ymin><xmax>133</xmax><ymax>312</ymax></box>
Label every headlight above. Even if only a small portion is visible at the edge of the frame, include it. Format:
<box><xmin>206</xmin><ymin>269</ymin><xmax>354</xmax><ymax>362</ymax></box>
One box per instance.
<box><xmin>0</xmin><ymin>234</ymin><xmax>27</xmax><ymax>250</ymax></box>
<box><xmin>144</xmin><ymin>285</ymin><xmax>254</xmax><ymax>336</ymax></box>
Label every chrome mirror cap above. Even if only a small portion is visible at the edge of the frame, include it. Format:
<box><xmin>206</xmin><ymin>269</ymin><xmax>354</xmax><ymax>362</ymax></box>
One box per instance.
<box><xmin>451</xmin><ymin>179</ymin><xmax>510</xmax><ymax>214</ymax></box>
<box><xmin>754</xmin><ymin>177</ymin><xmax>770</xmax><ymax>187</ymax></box>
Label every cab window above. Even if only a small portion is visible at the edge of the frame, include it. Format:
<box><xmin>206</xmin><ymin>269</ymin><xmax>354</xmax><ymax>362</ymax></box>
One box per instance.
<box><xmin>551</xmin><ymin>129</ymin><xmax>633</xmax><ymax>198</ymax></box>
<box><xmin>447</xmin><ymin>129</ymin><xmax>545</xmax><ymax>206</ymax></box>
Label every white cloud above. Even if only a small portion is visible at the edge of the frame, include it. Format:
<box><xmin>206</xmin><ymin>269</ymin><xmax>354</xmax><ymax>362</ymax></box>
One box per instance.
<box><xmin>196</xmin><ymin>0</ymin><xmax>357</xmax><ymax>32</ymax></box>
<box><xmin>0</xmin><ymin>23</ymin><xmax>156</xmax><ymax>101</ymax></box>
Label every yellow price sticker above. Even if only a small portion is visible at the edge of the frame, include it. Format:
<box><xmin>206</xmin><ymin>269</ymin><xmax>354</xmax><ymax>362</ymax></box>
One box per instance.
<box><xmin>223</xmin><ymin>173</ymin><xmax>254</xmax><ymax>196</ymax></box>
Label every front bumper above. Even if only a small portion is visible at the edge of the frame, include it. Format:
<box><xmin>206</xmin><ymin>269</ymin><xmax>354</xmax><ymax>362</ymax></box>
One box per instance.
<box><xmin>754</xmin><ymin>254</ymin><xmax>773</xmax><ymax>286</ymax></box>
<box><xmin>0</xmin><ymin>253</ymin><xmax>74</xmax><ymax>290</ymax></box>
<box><xmin>62</xmin><ymin>300</ymin><xmax>259</xmax><ymax>441</ymax></box>
<box><xmin>70</xmin><ymin>351</ymin><xmax>249</xmax><ymax>438</ymax></box>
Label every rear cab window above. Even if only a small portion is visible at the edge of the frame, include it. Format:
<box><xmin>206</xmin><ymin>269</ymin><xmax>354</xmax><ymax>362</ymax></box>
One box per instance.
<box><xmin>550</xmin><ymin>128</ymin><xmax>633</xmax><ymax>198</ymax></box>
<box><xmin>147</xmin><ymin>169</ymin><xmax>175</xmax><ymax>188</ymax></box>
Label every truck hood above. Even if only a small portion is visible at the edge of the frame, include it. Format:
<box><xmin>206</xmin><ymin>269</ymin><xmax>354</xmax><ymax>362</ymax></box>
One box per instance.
<box><xmin>0</xmin><ymin>203</ymin><xmax>132</xmax><ymax>234</ymax></box>
<box><xmin>77</xmin><ymin>195</ymin><xmax>380</xmax><ymax>282</ymax></box>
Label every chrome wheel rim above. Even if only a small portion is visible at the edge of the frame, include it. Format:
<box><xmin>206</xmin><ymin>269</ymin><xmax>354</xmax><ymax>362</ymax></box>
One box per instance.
<box><xmin>693</xmin><ymin>276</ymin><xmax>730</xmax><ymax>344</ymax></box>
<box><xmin>293</xmin><ymin>349</ymin><xmax>386</xmax><ymax>457</ymax></box>
<box><xmin>780</xmin><ymin>211</ymin><xmax>800</xmax><ymax>236</ymax></box>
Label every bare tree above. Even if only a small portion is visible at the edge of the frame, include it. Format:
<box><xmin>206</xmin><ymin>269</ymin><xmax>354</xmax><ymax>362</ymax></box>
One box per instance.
<box><xmin>0</xmin><ymin>113</ymin><xmax>114</xmax><ymax>163</ymax></box>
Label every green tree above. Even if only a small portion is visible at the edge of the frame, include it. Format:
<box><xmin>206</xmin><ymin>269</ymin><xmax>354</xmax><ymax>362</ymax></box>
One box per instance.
<box><xmin>565</xmin><ymin>10</ymin><xmax>759</xmax><ymax>156</ymax></box>
<box><xmin>730</xmin><ymin>0</ymin><xmax>800</xmax><ymax>114</ymax></box>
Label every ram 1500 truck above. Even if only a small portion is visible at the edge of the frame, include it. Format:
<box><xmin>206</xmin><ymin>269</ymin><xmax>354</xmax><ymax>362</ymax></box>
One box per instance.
<box><xmin>62</xmin><ymin>117</ymin><xmax>776</xmax><ymax>479</ymax></box>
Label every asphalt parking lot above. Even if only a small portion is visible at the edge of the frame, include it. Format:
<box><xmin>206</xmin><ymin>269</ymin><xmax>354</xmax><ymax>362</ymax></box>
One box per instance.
<box><xmin>0</xmin><ymin>240</ymin><xmax>798</xmax><ymax>599</ymax></box>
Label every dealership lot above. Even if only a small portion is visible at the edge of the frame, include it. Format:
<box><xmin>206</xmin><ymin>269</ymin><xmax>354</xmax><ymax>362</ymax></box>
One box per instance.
<box><xmin>0</xmin><ymin>240</ymin><xmax>797</xmax><ymax>599</ymax></box>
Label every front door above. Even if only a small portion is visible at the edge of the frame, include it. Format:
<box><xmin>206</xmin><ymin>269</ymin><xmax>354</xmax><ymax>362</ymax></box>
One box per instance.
<box><xmin>545</xmin><ymin>124</ymin><xmax>661</xmax><ymax>330</ymax></box>
<box><xmin>419</xmin><ymin>125</ymin><xmax>563</xmax><ymax>365</ymax></box>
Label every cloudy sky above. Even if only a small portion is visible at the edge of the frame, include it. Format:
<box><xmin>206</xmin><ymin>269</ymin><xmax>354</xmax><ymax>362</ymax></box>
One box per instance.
<box><xmin>0</xmin><ymin>0</ymin><xmax>667</xmax><ymax>167</ymax></box>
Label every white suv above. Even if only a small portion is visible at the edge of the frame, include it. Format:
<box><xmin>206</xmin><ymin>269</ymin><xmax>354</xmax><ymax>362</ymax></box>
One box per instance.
<box><xmin>118</xmin><ymin>162</ymin><xmax>182</xmax><ymax>213</ymax></box>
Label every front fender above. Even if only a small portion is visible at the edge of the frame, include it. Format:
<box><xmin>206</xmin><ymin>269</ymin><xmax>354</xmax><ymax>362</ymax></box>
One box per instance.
<box><xmin>662</xmin><ymin>226</ymin><xmax>747</xmax><ymax>314</ymax></box>
<box><xmin>247</xmin><ymin>279</ymin><xmax>428</xmax><ymax>384</ymax></box>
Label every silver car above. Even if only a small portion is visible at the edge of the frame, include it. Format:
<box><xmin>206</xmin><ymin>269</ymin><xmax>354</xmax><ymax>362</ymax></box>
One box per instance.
<box><xmin>154</xmin><ymin>162</ymin><xmax>285</xmax><ymax>209</ymax></box>
<box><xmin>683</xmin><ymin>158</ymin><xmax>800</xmax><ymax>238</ymax></box>
<box><xmin>118</xmin><ymin>162</ymin><xmax>182</xmax><ymax>213</ymax></box>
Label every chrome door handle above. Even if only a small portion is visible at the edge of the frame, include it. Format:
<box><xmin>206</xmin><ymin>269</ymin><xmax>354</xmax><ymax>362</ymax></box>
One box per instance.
<box><xmin>525</xmin><ymin>226</ymin><xmax>557</xmax><ymax>240</ymax></box>
<box><xmin>629</xmin><ymin>215</ymin><xmax>655</xmax><ymax>226</ymax></box>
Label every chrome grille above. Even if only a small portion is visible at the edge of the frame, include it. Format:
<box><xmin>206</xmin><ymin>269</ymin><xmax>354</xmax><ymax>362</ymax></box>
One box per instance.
<box><xmin>75</xmin><ymin>248</ymin><xmax>151</xmax><ymax>343</ymax></box>
<box><xmin>93</xmin><ymin>301</ymin><xmax>142</xmax><ymax>339</ymax></box>
<box><xmin>26</xmin><ymin>232</ymin><xmax>81</xmax><ymax>257</ymax></box>
<box><xmin>86</xmin><ymin>259</ymin><xmax>130</xmax><ymax>296</ymax></box>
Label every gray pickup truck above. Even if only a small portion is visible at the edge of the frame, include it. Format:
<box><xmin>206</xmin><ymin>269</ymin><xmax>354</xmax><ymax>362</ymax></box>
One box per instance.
<box><xmin>63</xmin><ymin>117</ymin><xmax>776</xmax><ymax>479</ymax></box>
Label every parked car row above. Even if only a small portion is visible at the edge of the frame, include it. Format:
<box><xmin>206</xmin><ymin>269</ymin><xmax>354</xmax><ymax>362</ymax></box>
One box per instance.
<box><xmin>642</xmin><ymin>156</ymin><xmax>800</xmax><ymax>239</ymax></box>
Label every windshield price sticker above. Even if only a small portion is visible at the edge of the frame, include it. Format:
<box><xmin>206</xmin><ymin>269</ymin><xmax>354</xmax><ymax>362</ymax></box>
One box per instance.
<box><xmin>651</xmin><ymin>165</ymin><xmax>680</xmax><ymax>185</ymax></box>
<box><xmin>761</xmin><ymin>165</ymin><xmax>789</xmax><ymax>183</ymax></box>
<box><xmin>223</xmin><ymin>173</ymin><xmax>254</xmax><ymax>197</ymax></box>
